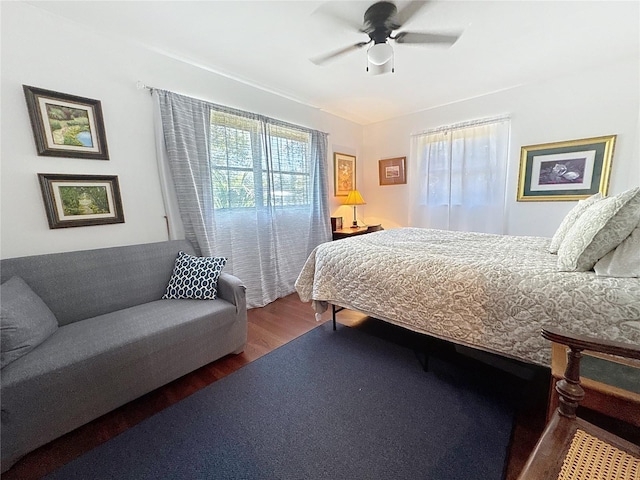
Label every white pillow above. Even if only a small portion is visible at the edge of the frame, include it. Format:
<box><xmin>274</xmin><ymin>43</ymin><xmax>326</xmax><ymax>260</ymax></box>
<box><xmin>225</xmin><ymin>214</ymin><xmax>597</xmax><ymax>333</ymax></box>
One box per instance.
<box><xmin>548</xmin><ymin>193</ymin><xmax>602</xmax><ymax>254</ymax></box>
<box><xmin>557</xmin><ymin>187</ymin><xmax>640</xmax><ymax>272</ymax></box>
<box><xmin>594</xmin><ymin>227</ymin><xmax>640</xmax><ymax>277</ymax></box>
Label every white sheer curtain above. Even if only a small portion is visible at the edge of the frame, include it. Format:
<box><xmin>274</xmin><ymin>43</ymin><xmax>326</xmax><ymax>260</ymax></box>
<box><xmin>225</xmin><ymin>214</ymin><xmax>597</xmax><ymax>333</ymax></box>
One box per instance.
<box><xmin>153</xmin><ymin>90</ymin><xmax>331</xmax><ymax>308</ymax></box>
<box><xmin>409</xmin><ymin>116</ymin><xmax>510</xmax><ymax>234</ymax></box>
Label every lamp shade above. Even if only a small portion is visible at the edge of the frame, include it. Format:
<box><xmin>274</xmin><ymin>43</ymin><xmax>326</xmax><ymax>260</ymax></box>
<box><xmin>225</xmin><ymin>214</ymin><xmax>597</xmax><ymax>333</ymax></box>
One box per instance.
<box><xmin>367</xmin><ymin>43</ymin><xmax>393</xmax><ymax>66</ymax></box>
<box><xmin>344</xmin><ymin>190</ymin><xmax>366</xmax><ymax>206</ymax></box>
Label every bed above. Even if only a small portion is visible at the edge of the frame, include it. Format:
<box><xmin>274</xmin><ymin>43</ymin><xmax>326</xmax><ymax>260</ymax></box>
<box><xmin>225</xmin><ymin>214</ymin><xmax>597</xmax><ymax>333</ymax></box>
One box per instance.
<box><xmin>295</xmin><ymin>228</ymin><xmax>640</xmax><ymax>366</ymax></box>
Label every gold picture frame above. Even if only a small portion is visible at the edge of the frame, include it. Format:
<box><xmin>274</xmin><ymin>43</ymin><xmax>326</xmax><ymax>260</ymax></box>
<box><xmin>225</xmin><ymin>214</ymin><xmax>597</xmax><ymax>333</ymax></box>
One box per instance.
<box><xmin>334</xmin><ymin>152</ymin><xmax>356</xmax><ymax>196</ymax></box>
<box><xmin>517</xmin><ymin>135</ymin><xmax>616</xmax><ymax>201</ymax></box>
<box><xmin>379</xmin><ymin>157</ymin><xmax>406</xmax><ymax>186</ymax></box>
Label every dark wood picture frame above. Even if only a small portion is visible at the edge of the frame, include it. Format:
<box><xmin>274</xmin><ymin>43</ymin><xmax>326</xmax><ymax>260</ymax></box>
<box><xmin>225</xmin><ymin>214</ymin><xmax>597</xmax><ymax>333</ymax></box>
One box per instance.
<box><xmin>379</xmin><ymin>157</ymin><xmax>406</xmax><ymax>186</ymax></box>
<box><xmin>38</xmin><ymin>173</ymin><xmax>124</xmax><ymax>229</ymax></box>
<box><xmin>24</xmin><ymin>85</ymin><xmax>109</xmax><ymax>160</ymax></box>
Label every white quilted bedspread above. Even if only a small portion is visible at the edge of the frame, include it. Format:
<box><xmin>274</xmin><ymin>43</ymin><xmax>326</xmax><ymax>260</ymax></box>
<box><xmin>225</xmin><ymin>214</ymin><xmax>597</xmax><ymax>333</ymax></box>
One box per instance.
<box><xmin>295</xmin><ymin>228</ymin><xmax>640</xmax><ymax>366</ymax></box>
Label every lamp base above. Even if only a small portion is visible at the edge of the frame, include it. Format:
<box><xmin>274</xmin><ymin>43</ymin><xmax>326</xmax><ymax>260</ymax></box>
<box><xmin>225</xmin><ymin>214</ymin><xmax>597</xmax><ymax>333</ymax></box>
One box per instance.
<box><xmin>351</xmin><ymin>205</ymin><xmax>359</xmax><ymax>228</ymax></box>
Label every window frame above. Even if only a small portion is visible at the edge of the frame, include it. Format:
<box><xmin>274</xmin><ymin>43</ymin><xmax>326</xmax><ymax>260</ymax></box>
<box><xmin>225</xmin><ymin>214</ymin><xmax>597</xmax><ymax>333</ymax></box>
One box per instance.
<box><xmin>209</xmin><ymin>112</ymin><xmax>313</xmax><ymax>210</ymax></box>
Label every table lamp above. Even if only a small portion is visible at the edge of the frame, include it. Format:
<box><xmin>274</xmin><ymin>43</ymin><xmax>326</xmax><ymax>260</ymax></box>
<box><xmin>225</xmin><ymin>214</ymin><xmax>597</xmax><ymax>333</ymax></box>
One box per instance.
<box><xmin>344</xmin><ymin>190</ymin><xmax>366</xmax><ymax>228</ymax></box>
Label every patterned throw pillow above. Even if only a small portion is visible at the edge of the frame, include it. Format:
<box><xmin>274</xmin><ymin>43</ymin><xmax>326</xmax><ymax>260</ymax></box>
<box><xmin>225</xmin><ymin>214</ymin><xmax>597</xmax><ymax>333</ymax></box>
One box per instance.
<box><xmin>548</xmin><ymin>193</ymin><xmax>602</xmax><ymax>254</ymax></box>
<box><xmin>162</xmin><ymin>251</ymin><xmax>227</xmax><ymax>300</ymax></box>
<box><xmin>557</xmin><ymin>187</ymin><xmax>640</xmax><ymax>272</ymax></box>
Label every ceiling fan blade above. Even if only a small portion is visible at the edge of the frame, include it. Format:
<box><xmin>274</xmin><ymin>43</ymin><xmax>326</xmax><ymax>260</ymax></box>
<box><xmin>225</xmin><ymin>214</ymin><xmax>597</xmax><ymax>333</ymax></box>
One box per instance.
<box><xmin>394</xmin><ymin>31</ymin><xmax>460</xmax><ymax>45</ymax></box>
<box><xmin>311</xmin><ymin>2</ymin><xmax>365</xmax><ymax>33</ymax></box>
<box><xmin>310</xmin><ymin>42</ymin><xmax>369</xmax><ymax>66</ymax></box>
<box><xmin>395</xmin><ymin>1</ymin><xmax>429</xmax><ymax>27</ymax></box>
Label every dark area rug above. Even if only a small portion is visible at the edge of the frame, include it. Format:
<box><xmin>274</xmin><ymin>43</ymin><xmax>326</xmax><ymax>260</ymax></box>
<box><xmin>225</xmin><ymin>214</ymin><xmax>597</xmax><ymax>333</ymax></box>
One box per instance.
<box><xmin>45</xmin><ymin>323</ymin><xmax>519</xmax><ymax>480</ymax></box>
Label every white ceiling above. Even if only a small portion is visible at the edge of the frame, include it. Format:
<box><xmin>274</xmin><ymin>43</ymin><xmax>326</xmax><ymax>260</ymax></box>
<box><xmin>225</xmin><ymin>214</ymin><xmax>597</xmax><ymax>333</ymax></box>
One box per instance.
<box><xmin>27</xmin><ymin>1</ymin><xmax>640</xmax><ymax>125</ymax></box>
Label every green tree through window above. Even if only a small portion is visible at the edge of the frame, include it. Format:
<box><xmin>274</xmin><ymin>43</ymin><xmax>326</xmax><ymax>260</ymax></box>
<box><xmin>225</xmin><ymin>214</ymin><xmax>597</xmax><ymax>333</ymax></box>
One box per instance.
<box><xmin>209</xmin><ymin>111</ymin><xmax>311</xmax><ymax>209</ymax></box>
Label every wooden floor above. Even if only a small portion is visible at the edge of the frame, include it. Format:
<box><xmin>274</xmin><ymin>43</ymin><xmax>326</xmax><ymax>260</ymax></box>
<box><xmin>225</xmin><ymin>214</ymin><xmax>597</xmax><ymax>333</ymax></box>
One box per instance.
<box><xmin>3</xmin><ymin>294</ymin><xmax>549</xmax><ymax>480</ymax></box>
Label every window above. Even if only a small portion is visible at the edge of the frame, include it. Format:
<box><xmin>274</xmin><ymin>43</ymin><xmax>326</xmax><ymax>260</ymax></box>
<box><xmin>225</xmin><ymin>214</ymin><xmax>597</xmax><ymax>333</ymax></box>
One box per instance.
<box><xmin>422</xmin><ymin>131</ymin><xmax>499</xmax><ymax>207</ymax></box>
<box><xmin>155</xmin><ymin>88</ymin><xmax>330</xmax><ymax>308</ymax></box>
<box><xmin>409</xmin><ymin>116</ymin><xmax>510</xmax><ymax>234</ymax></box>
<box><xmin>210</xmin><ymin>111</ymin><xmax>312</xmax><ymax>209</ymax></box>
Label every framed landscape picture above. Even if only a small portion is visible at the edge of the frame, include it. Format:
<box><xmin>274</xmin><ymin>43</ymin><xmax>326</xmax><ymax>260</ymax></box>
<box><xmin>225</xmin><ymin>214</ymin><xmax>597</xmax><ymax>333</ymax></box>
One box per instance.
<box><xmin>24</xmin><ymin>85</ymin><xmax>109</xmax><ymax>160</ymax></box>
<box><xmin>379</xmin><ymin>157</ymin><xmax>406</xmax><ymax>186</ymax></box>
<box><xmin>38</xmin><ymin>174</ymin><xmax>125</xmax><ymax>229</ymax></box>
<box><xmin>334</xmin><ymin>152</ymin><xmax>356</xmax><ymax>196</ymax></box>
<box><xmin>517</xmin><ymin>135</ymin><xmax>616</xmax><ymax>201</ymax></box>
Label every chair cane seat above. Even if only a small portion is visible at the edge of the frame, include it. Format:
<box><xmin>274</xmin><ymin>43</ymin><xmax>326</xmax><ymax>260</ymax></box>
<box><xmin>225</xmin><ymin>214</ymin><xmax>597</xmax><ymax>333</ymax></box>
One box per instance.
<box><xmin>517</xmin><ymin>328</ymin><xmax>640</xmax><ymax>480</ymax></box>
<box><xmin>558</xmin><ymin>429</ymin><xmax>640</xmax><ymax>480</ymax></box>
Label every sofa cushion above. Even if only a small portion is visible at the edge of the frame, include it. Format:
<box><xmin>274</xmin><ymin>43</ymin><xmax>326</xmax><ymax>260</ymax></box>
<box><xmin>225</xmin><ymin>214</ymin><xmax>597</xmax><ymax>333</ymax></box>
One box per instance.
<box><xmin>0</xmin><ymin>297</ymin><xmax>244</xmax><ymax>470</ymax></box>
<box><xmin>163</xmin><ymin>252</ymin><xmax>227</xmax><ymax>300</ymax></box>
<box><xmin>0</xmin><ymin>276</ymin><xmax>58</xmax><ymax>369</ymax></box>
<box><xmin>1</xmin><ymin>299</ymin><xmax>239</xmax><ymax>387</ymax></box>
<box><xmin>0</xmin><ymin>240</ymin><xmax>197</xmax><ymax>327</ymax></box>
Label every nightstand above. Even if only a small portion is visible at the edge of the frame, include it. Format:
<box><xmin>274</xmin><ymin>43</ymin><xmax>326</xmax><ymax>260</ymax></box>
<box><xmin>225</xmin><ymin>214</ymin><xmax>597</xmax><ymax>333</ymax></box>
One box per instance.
<box><xmin>332</xmin><ymin>224</ymin><xmax>382</xmax><ymax>241</ymax></box>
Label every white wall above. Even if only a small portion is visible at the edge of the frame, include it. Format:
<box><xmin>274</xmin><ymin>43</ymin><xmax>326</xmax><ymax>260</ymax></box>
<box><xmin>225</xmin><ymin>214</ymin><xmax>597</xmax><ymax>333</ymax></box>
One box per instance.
<box><xmin>361</xmin><ymin>57</ymin><xmax>640</xmax><ymax>236</ymax></box>
<box><xmin>0</xmin><ymin>2</ymin><xmax>363</xmax><ymax>259</ymax></box>
<box><xmin>3</xmin><ymin>3</ymin><xmax>637</xmax><ymax>259</ymax></box>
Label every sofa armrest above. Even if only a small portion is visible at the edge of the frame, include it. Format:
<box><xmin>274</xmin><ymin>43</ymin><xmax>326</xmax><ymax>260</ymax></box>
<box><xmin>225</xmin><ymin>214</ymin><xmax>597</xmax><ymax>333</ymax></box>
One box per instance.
<box><xmin>216</xmin><ymin>272</ymin><xmax>246</xmax><ymax>313</ymax></box>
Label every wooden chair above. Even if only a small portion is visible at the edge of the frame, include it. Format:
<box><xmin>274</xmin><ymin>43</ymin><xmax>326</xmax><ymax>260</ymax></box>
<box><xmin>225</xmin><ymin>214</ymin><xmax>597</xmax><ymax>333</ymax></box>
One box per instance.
<box><xmin>547</xmin><ymin>338</ymin><xmax>640</xmax><ymax>427</ymax></box>
<box><xmin>517</xmin><ymin>327</ymin><xmax>640</xmax><ymax>480</ymax></box>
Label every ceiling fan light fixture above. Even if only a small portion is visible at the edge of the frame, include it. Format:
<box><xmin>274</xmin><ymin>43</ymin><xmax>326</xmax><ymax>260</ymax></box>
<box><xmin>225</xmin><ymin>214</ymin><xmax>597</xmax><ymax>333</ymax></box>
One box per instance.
<box><xmin>367</xmin><ymin>58</ymin><xmax>394</xmax><ymax>75</ymax></box>
<box><xmin>367</xmin><ymin>42</ymin><xmax>393</xmax><ymax>65</ymax></box>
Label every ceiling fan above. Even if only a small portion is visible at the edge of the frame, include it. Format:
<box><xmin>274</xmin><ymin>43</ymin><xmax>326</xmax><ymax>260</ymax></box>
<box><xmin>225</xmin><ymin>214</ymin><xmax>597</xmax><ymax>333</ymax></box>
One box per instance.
<box><xmin>311</xmin><ymin>1</ymin><xmax>461</xmax><ymax>74</ymax></box>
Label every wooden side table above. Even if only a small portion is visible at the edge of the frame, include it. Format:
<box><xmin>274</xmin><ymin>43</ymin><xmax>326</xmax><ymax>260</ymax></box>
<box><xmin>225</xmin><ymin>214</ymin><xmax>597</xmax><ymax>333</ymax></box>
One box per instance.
<box><xmin>332</xmin><ymin>224</ymin><xmax>382</xmax><ymax>241</ymax></box>
<box><xmin>547</xmin><ymin>341</ymin><xmax>640</xmax><ymax>426</ymax></box>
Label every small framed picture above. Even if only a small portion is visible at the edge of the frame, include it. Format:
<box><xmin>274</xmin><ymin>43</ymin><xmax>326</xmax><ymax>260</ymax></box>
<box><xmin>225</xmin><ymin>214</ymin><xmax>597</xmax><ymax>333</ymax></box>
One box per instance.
<box><xmin>38</xmin><ymin>173</ymin><xmax>125</xmax><ymax>229</ymax></box>
<box><xmin>334</xmin><ymin>152</ymin><xmax>356</xmax><ymax>196</ymax></box>
<box><xmin>379</xmin><ymin>157</ymin><xmax>406</xmax><ymax>186</ymax></box>
<box><xmin>24</xmin><ymin>85</ymin><xmax>109</xmax><ymax>160</ymax></box>
<box><xmin>517</xmin><ymin>135</ymin><xmax>616</xmax><ymax>201</ymax></box>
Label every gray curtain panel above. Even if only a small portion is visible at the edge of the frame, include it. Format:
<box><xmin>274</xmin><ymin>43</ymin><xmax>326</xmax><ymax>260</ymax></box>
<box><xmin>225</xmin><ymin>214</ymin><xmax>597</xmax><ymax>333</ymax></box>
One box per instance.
<box><xmin>154</xmin><ymin>90</ymin><xmax>215</xmax><ymax>253</ymax></box>
<box><xmin>154</xmin><ymin>90</ymin><xmax>331</xmax><ymax>307</ymax></box>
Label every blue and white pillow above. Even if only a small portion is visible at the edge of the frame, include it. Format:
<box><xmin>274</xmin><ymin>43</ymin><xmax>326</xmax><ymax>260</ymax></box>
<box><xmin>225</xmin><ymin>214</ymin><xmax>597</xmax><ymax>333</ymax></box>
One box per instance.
<box><xmin>162</xmin><ymin>251</ymin><xmax>227</xmax><ymax>300</ymax></box>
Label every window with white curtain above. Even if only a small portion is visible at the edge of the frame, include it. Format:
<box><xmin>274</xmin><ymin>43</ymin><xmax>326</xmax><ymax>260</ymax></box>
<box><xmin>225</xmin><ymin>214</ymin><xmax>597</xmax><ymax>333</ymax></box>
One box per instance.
<box><xmin>409</xmin><ymin>116</ymin><xmax>511</xmax><ymax>234</ymax></box>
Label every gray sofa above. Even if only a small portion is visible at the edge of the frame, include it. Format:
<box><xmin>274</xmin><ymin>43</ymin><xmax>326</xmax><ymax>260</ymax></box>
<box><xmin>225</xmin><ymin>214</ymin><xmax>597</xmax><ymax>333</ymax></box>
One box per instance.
<box><xmin>0</xmin><ymin>239</ymin><xmax>247</xmax><ymax>472</ymax></box>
